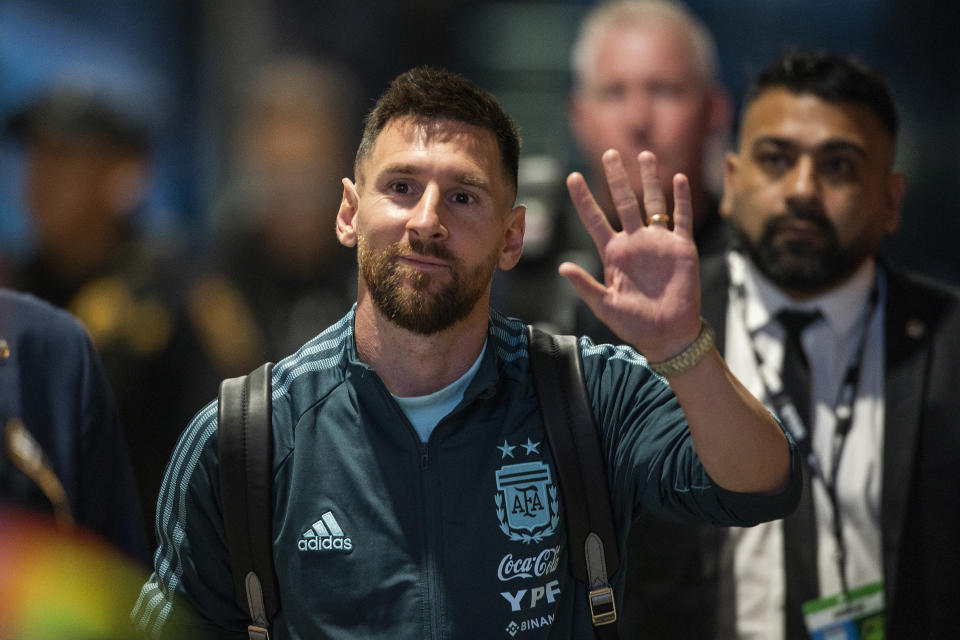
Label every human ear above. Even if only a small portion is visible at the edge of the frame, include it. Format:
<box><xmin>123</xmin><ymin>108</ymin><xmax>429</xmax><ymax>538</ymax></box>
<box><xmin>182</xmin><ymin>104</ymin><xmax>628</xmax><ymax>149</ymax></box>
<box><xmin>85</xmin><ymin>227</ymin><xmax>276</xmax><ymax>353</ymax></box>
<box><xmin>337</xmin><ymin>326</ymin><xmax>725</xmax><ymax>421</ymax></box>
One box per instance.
<box><xmin>719</xmin><ymin>151</ymin><xmax>740</xmax><ymax>220</ymax></box>
<box><xmin>336</xmin><ymin>178</ymin><xmax>360</xmax><ymax>248</ymax></box>
<box><xmin>498</xmin><ymin>204</ymin><xmax>526</xmax><ymax>270</ymax></box>
<box><xmin>883</xmin><ymin>170</ymin><xmax>906</xmax><ymax>234</ymax></box>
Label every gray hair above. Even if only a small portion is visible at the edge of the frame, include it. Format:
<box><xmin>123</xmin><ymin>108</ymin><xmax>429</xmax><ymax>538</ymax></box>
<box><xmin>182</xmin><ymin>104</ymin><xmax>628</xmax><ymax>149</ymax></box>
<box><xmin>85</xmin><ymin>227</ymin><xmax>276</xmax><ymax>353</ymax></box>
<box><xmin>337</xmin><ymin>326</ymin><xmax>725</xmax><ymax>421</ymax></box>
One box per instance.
<box><xmin>571</xmin><ymin>0</ymin><xmax>720</xmax><ymax>89</ymax></box>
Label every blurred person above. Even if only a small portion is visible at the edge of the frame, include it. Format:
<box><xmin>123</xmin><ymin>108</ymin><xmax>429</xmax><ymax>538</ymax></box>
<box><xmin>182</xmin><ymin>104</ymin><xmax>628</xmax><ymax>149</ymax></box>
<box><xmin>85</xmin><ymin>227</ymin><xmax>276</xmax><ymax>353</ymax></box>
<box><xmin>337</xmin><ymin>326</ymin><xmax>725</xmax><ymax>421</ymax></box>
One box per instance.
<box><xmin>568</xmin><ymin>0</ymin><xmax>732</xmax><ymax>255</ymax></box>
<box><xmin>4</xmin><ymin>85</ymin><xmax>225</xmax><ymax>547</ymax></box>
<box><xmin>5</xmin><ymin>86</ymin><xmax>155</xmax><ymax>305</ymax></box>
<box><xmin>133</xmin><ymin>66</ymin><xmax>800</xmax><ymax>638</ymax></box>
<box><xmin>565</xmin><ymin>2</ymin><xmax>736</xmax><ymax>635</ymax></box>
<box><xmin>0</xmin><ymin>288</ymin><xmax>147</xmax><ymax>562</ymax></box>
<box><xmin>494</xmin><ymin>0</ymin><xmax>732</xmax><ymax>334</ymax></box>
<box><xmin>0</xmin><ymin>289</ymin><xmax>152</xmax><ymax>639</ymax></box>
<box><xmin>199</xmin><ymin>55</ymin><xmax>362</xmax><ymax>363</ymax></box>
<box><xmin>704</xmin><ymin>49</ymin><xmax>959</xmax><ymax>638</ymax></box>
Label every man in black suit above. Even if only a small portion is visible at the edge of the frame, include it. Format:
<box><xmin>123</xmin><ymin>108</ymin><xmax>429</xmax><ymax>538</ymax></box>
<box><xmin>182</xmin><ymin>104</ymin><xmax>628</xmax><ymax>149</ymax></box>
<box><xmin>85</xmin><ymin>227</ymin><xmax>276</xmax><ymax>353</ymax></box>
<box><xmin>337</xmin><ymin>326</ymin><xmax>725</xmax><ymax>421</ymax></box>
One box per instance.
<box><xmin>696</xmin><ymin>49</ymin><xmax>960</xmax><ymax>639</ymax></box>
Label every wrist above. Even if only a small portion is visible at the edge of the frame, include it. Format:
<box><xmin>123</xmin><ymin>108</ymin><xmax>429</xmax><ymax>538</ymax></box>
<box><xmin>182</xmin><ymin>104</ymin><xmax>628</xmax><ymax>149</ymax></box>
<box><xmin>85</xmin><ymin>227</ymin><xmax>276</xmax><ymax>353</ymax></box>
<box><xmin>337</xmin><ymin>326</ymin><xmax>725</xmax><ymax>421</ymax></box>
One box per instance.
<box><xmin>647</xmin><ymin>318</ymin><xmax>715</xmax><ymax>378</ymax></box>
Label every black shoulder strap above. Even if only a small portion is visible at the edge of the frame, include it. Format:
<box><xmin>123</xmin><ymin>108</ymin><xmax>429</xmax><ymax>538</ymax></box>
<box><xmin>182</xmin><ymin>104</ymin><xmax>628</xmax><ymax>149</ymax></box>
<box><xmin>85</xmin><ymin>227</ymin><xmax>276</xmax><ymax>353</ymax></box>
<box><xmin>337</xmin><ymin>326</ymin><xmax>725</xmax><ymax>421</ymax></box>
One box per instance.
<box><xmin>527</xmin><ymin>326</ymin><xmax>620</xmax><ymax>636</ymax></box>
<box><xmin>218</xmin><ymin>362</ymin><xmax>278</xmax><ymax>640</ymax></box>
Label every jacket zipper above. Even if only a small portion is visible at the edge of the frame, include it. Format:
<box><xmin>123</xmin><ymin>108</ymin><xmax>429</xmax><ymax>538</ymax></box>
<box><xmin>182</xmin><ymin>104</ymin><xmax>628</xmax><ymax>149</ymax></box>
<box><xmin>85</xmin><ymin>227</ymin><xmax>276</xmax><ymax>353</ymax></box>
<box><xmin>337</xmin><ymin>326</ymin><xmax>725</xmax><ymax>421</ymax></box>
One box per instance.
<box><xmin>420</xmin><ymin>442</ymin><xmax>445</xmax><ymax>639</ymax></box>
<box><xmin>378</xmin><ymin>376</ymin><xmax>448</xmax><ymax>639</ymax></box>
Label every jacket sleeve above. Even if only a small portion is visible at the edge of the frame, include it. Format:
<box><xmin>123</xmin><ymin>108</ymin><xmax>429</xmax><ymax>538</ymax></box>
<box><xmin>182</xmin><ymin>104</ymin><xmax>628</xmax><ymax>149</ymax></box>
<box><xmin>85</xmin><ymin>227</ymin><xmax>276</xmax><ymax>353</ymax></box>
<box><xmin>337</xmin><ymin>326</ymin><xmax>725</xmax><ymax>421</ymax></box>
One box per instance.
<box><xmin>580</xmin><ymin>339</ymin><xmax>801</xmax><ymax>527</ymax></box>
<box><xmin>131</xmin><ymin>403</ymin><xmax>249</xmax><ymax>639</ymax></box>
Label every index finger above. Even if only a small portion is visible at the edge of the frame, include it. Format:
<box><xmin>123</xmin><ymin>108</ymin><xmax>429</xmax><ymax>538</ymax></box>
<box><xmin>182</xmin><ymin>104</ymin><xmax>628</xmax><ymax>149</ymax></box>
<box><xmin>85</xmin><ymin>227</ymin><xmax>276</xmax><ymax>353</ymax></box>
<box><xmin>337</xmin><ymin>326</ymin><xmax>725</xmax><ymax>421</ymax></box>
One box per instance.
<box><xmin>566</xmin><ymin>171</ymin><xmax>614</xmax><ymax>253</ymax></box>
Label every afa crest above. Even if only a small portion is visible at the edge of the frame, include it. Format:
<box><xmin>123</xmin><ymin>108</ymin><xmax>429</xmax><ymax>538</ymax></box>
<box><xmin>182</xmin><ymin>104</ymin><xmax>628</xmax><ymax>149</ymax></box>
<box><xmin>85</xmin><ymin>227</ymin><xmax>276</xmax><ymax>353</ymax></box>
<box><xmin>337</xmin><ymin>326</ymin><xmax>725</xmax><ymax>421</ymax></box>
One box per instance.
<box><xmin>495</xmin><ymin>461</ymin><xmax>560</xmax><ymax>543</ymax></box>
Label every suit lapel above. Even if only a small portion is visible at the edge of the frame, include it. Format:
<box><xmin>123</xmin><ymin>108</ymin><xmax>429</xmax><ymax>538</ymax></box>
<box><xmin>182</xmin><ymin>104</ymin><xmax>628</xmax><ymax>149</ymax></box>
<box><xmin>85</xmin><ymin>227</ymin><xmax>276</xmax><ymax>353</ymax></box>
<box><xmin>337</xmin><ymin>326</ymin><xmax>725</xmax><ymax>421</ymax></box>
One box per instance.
<box><xmin>700</xmin><ymin>254</ymin><xmax>730</xmax><ymax>354</ymax></box>
<box><xmin>880</xmin><ymin>268</ymin><xmax>930</xmax><ymax>610</ymax></box>
<box><xmin>700</xmin><ymin>259</ymin><xmax>931</xmax><ymax>621</ymax></box>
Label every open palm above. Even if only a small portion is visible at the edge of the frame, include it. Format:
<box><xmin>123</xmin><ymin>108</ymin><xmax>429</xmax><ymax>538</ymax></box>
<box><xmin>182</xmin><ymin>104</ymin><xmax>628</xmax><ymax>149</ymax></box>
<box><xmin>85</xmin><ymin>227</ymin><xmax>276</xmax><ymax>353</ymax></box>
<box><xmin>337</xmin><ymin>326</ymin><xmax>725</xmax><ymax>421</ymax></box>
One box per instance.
<box><xmin>560</xmin><ymin>150</ymin><xmax>703</xmax><ymax>361</ymax></box>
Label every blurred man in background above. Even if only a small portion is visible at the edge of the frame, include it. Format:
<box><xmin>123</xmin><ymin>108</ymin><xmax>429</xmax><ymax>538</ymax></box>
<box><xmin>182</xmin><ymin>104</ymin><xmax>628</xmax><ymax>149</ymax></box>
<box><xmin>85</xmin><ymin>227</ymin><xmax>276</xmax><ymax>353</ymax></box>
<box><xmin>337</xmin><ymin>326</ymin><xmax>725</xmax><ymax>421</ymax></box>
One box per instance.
<box><xmin>0</xmin><ymin>291</ymin><xmax>151</xmax><ymax>639</ymax></box>
<box><xmin>5</xmin><ymin>86</ymin><xmax>156</xmax><ymax>307</ymax></box>
<box><xmin>567</xmin><ymin>3</ymin><xmax>734</xmax><ymax>635</ymax></box>
<box><xmin>0</xmin><ymin>287</ymin><xmax>146</xmax><ymax>562</ymax></box>
<box><xmin>3</xmin><ymin>85</ymin><xmax>223</xmax><ymax>546</ymax></box>
<box><xmin>493</xmin><ymin>0</ymin><xmax>731</xmax><ymax>336</ymax></box>
<box><xmin>568</xmin><ymin>0</ymin><xmax>731</xmax><ymax>256</ymax></box>
<box><xmin>200</xmin><ymin>56</ymin><xmax>362</xmax><ymax>362</ymax></box>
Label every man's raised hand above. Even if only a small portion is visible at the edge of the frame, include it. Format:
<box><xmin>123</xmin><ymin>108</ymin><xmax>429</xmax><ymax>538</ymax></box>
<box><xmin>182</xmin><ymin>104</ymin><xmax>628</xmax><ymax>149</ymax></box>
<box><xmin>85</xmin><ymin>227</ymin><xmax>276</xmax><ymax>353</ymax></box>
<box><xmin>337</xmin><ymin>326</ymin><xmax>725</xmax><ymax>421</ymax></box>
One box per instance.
<box><xmin>559</xmin><ymin>150</ymin><xmax>702</xmax><ymax>360</ymax></box>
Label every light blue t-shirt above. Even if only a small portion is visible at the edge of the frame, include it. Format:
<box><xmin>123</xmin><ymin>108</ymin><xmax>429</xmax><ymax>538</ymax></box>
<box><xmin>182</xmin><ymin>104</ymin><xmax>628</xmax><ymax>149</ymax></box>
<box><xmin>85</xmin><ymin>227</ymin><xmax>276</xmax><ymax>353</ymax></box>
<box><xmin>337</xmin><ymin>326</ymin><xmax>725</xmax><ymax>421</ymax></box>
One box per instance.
<box><xmin>393</xmin><ymin>341</ymin><xmax>487</xmax><ymax>442</ymax></box>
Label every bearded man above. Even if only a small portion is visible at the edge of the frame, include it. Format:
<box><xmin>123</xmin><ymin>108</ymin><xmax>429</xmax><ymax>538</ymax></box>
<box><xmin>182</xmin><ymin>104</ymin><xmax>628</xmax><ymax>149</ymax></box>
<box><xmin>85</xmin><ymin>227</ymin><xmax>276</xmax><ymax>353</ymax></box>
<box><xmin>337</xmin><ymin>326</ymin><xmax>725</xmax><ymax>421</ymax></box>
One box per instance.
<box><xmin>134</xmin><ymin>66</ymin><xmax>800</xmax><ymax>639</ymax></box>
<box><xmin>695</xmin><ymin>50</ymin><xmax>960</xmax><ymax>639</ymax></box>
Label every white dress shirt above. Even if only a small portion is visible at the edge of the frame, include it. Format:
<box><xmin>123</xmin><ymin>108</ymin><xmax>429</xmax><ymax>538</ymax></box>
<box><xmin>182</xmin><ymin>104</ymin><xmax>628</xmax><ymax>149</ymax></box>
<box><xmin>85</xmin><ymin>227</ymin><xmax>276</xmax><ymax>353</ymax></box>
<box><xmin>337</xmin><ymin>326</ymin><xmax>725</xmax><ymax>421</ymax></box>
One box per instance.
<box><xmin>721</xmin><ymin>252</ymin><xmax>886</xmax><ymax>640</ymax></box>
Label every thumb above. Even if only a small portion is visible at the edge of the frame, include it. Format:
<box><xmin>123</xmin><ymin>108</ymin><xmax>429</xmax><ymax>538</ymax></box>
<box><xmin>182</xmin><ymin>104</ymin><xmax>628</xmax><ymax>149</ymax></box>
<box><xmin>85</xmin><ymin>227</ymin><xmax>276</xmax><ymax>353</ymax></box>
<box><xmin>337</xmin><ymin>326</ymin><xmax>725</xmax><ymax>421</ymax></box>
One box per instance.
<box><xmin>558</xmin><ymin>261</ymin><xmax>607</xmax><ymax>314</ymax></box>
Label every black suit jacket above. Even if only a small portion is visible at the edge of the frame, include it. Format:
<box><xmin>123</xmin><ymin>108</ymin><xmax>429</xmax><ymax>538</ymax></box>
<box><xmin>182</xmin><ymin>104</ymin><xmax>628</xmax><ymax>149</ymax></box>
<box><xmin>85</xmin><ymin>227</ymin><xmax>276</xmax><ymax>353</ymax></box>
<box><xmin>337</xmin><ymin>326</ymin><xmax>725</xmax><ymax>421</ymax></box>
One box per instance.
<box><xmin>618</xmin><ymin>254</ymin><xmax>960</xmax><ymax>638</ymax></box>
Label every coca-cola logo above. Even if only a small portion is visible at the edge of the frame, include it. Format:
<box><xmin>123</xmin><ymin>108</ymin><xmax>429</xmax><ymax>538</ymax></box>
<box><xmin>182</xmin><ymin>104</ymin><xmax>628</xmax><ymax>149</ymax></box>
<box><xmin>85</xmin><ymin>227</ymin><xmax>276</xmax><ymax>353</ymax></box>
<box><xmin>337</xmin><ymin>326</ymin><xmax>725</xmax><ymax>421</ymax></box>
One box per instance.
<box><xmin>497</xmin><ymin>546</ymin><xmax>561</xmax><ymax>582</ymax></box>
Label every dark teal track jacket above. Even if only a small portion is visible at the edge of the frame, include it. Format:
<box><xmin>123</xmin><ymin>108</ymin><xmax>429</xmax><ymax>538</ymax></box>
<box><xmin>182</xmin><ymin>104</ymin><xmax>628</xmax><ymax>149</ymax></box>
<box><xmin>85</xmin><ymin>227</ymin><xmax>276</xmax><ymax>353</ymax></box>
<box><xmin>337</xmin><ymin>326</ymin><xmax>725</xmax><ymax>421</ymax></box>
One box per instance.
<box><xmin>134</xmin><ymin>308</ymin><xmax>800</xmax><ymax>639</ymax></box>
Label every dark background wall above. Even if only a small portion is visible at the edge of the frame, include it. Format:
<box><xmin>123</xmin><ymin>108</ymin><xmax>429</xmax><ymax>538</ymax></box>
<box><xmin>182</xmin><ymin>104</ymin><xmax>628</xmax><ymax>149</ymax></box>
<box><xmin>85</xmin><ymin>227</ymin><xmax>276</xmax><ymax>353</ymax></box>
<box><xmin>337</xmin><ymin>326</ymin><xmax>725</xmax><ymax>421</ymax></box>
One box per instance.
<box><xmin>2</xmin><ymin>0</ymin><xmax>957</xmax><ymax>283</ymax></box>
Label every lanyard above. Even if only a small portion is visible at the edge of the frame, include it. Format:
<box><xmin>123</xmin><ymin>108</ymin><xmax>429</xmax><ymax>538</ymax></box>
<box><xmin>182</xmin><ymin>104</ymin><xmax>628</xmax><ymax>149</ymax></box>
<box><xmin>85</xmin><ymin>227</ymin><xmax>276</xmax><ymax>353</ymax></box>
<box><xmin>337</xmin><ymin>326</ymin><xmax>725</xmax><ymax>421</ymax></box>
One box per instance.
<box><xmin>735</xmin><ymin>284</ymin><xmax>878</xmax><ymax>597</ymax></box>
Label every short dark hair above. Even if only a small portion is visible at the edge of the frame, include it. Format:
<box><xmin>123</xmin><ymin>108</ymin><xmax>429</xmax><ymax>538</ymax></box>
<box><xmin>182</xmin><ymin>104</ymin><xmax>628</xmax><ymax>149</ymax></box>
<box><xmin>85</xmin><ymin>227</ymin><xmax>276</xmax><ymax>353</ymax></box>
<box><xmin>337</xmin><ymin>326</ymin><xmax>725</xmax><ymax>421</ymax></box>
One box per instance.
<box><xmin>5</xmin><ymin>86</ymin><xmax>151</xmax><ymax>154</ymax></box>
<box><xmin>744</xmin><ymin>49</ymin><xmax>898</xmax><ymax>138</ymax></box>
<box><xmin>355</xmin><ymin>66</ymin><xmax>521</xmax><ymax>196</ymax></box>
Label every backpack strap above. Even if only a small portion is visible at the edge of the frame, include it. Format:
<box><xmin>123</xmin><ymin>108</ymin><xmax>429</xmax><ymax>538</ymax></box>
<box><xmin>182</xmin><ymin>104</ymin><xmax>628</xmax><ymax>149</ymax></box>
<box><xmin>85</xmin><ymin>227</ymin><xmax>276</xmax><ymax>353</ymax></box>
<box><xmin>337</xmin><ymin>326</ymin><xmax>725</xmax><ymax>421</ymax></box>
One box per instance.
<box><xmin>527</xmin><ymin>326</ymin><xmax>620</xmax><ymax>637</ymax></box>
<box><xmin>218</xmin><ymin>362</ymin><xmax>278</xmax><ymax>640</ymax></box>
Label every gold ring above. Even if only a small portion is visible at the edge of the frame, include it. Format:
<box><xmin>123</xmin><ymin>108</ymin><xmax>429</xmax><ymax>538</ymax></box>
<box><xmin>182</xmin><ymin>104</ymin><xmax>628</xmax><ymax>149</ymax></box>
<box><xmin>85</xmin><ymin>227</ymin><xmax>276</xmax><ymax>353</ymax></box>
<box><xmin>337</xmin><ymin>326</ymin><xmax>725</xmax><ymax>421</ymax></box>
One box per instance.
<box><xmin>647</xmin><ymin>213</ymin><xmax>670</xmax><ymax>227</ymax></box>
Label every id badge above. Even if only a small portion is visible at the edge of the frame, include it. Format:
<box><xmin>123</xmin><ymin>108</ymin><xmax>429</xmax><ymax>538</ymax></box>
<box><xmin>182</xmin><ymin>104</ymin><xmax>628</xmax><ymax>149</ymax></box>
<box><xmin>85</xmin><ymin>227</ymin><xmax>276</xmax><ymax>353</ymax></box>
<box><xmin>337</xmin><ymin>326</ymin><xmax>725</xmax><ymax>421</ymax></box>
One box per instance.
<box><xmin>802</xmin><ymin>581</ymin><xmax>884</xmax><ymax>640</ymax></box>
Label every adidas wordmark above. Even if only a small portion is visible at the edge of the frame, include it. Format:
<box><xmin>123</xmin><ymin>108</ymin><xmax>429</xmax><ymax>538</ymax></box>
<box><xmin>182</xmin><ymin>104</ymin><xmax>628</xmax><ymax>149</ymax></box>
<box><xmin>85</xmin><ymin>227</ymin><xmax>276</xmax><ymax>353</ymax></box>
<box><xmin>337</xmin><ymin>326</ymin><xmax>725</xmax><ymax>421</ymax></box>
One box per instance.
<box><xmin>298</xmin><ymin>510</ymin><xmax>353</xmax><ymax>552</ymax></box>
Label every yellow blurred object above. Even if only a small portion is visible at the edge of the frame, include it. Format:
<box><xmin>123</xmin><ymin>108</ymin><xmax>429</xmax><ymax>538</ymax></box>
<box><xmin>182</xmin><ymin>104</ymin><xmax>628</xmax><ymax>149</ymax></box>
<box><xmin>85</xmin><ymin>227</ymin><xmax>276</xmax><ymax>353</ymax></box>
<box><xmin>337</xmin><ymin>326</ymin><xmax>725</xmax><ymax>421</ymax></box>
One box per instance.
<box><xmin>69</xmin><ymin>276</ymin><xmax>132</xmax><ymax>349</ymax></box>
<box><xmin>0</xmin><ymin>508</ymin><xmax>149</xmax><ymax>639</ymax></box>
<box><xmin>69</xmin><ymin>276</ymin><xmax>173</xmax><ymax>356</ymax></box>
<box><xmin>124</xmin><ymin>296</ymin><xmax>172</xmax><ymax>356</ymax></box>
<box><xmin>188</xmin><ymin>274</ymin><xmax>264</xmax><ymax>373</ymax></box>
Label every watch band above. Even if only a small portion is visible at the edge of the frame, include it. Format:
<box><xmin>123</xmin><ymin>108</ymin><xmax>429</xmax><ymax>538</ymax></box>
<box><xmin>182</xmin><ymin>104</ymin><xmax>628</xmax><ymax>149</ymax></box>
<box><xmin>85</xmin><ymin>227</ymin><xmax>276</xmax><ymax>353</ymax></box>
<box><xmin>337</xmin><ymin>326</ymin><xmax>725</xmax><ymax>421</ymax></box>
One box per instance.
<box><xmin>647</xmin><ymin>318</ymin><xmax>715</xmax><ymax>378</ymax></box>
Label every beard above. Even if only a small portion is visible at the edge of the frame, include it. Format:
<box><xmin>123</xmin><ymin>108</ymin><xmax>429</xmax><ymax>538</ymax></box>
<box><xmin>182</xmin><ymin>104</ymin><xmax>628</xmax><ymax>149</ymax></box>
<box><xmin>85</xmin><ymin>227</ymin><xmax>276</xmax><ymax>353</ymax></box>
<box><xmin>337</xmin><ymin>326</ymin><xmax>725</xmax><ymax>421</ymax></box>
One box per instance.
<box><xmin>358</xmin><ymin>236</ymin><xmax>497</xmax><ymax>335</ymax></box>
<box><xmin>734</xmin><ymin>204</ymin><xmax>867</xmax><ymax>293</ymax></box>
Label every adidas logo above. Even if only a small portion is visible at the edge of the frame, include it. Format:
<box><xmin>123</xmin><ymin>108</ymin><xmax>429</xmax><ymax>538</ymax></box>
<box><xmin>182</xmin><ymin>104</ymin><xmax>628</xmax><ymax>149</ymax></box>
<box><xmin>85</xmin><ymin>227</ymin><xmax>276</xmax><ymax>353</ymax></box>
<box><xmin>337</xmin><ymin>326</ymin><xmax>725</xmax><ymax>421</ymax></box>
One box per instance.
<box><xmin>298</xmin><ymin>510</ymin><xmax>353</xmax><ymax>552</ymax></box>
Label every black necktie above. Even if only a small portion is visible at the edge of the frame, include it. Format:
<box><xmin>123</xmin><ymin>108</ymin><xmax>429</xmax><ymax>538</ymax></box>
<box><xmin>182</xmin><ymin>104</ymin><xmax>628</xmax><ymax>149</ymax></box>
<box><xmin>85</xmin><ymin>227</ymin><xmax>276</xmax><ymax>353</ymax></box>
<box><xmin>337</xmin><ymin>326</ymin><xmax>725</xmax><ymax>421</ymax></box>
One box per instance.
<box><xmin>777</xmin><ymin>309</ymin><xmax>821</xmax><ymax>640</ymax></box>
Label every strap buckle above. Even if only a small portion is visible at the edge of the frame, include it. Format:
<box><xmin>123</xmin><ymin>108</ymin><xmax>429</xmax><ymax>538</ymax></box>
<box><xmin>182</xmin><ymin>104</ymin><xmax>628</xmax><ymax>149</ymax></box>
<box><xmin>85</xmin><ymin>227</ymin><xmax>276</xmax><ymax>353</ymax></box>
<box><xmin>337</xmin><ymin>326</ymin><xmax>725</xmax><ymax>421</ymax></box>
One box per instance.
<box><xmin>588</xmin><ymin>586</ymin><xmax>617</xmax><ymax>626</ymax></box>
<box><xmin>247</xmin><ymin>624</ymin><xmax>270</xmax><ymax>640</ymax></box>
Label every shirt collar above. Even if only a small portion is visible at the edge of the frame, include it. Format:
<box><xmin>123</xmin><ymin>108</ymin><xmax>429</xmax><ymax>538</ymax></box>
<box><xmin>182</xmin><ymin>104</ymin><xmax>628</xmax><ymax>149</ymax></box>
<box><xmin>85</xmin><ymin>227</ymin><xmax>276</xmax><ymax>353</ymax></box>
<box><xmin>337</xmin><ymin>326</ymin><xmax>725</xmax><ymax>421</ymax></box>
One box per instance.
<box><xmin>729</xmin><ymin>251</ymin><xmax>877</xmax><ymax>341</ymax></box>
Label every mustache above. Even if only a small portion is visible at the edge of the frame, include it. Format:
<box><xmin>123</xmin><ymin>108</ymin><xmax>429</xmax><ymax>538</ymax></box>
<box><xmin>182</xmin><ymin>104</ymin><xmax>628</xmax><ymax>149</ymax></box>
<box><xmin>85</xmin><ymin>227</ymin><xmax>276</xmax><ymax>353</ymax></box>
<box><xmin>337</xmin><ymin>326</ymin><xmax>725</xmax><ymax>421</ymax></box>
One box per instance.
<box><xmin>768</xmin><ymin>202</ymin><xmax>834</xmax><ymax>234</ymax></box>
<box><xmin>786</xmin><ymin>200</ymin><xmax>829</xmax><ymax>223</ymax></box>
<box><xmin>392</xmin><ymin>238</ymin><xmax>456</xmax><ymax>262</ymax></box>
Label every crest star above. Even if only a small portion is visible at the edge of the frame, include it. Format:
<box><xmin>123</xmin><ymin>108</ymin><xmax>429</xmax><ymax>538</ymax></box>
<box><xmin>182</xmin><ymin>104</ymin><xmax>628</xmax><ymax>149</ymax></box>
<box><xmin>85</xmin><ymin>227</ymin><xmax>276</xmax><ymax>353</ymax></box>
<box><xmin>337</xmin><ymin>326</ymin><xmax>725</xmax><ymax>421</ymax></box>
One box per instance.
<box><xmin>498</xmin><ymin>439</ymin><xmax>516</xmax><ymax>459</ymax></box>
<box><xmin>522</xmin><ymin>438</ymin><xmax>541</xmax><ymax>455</ymax></box>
